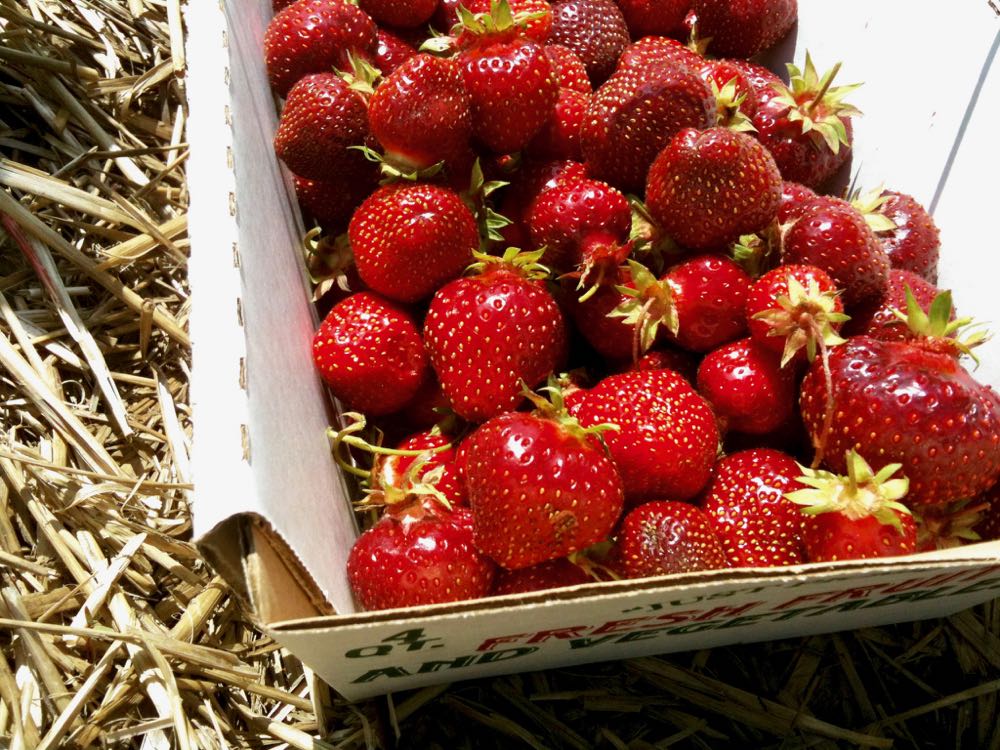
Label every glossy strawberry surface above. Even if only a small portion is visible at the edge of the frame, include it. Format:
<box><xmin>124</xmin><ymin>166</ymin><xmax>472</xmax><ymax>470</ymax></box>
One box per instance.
<box><xmin>549</xmin><ymin>0</ymin><xmax>630</xmax><ymax>83</ymax></box>
<box><xmin>692</xmin><ymin>0</ymin><xmax>797</xmax><ymax>58</ymax></box>
<box><xmin>874</xmin><ymin>191</ymin><xmax>941</xmax><ymax>283</ymax></box>
<box><xmin>612</xmin><ymin>501</ymin><xmax>729</xmax><ymax>578</ymax></box>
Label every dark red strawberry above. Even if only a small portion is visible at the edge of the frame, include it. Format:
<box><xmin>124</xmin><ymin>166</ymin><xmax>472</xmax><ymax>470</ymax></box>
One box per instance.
<box><xmin>854</xmin><ymin>189</ymin><xmax>941</xmax><ymax>283</ymax></box>
<box><xmin>617</xmin><ymin>36</ymin><xmax>703</xmax><ymax>75</ymax></box>
<box><xmin>313</xmin><ymin>292</ymin><xmax>428</xmax><ymax>415</ymax></box>
<box><xmin>497</xmin><ymin>159</ymin><xmax>587</xmax><ymax>248</ymax></box>
<box><xmin>359</xmin><ymin>0</ymin><xmax>437</xmax><ymax>28</ymax></box>
<box><xmin>916</xmin><ymin>498</ymin><xmax>992</xmax><ymax>552</ymax></box>
<box><xmin>787</xmin><ymin>450</ymin><xmax>917</xmax><ymax>562</ymax></box>
<box><xmin>614</xmin><ymin>346</ymin><xmax>700</xmax><ymax>383</ymax></box>
<box><xmin>646</xmin><ymin>127</ymin><xmax>782</xmax><ymax>250</ymax></box>
<box><xmin>974</xmin><ymin>482</ymin><xmax>1000</xmax><ymax>541</ymax></box>
<box><xmin>373</xmin><ymin>28</ymin><xmax>418</xmax><ymax>75</ymax></box>
<box><xmin>545</xmin><ymin>44</ymin><xmax>592</xmax><ymax>92</ymax></box>
<box><xmin>347</xmin><ymin>507</ymin><xmax>496</xmax><ymax>609</ymax></box>
<box><xmin>700</xmin><ymin>448</ymin><xmax>806</xmax><ymax>566</ymax></box>
<box><xmin>397</xmin><ymin>373</ymin><xmax>453</xmax><ymax>433</ymax></box>
<box><xmin>567</xmin><ymin>369</ymin><xmax>719</xmax><ymax>502</ymax></box>
<box><xmin>611</xmin><ymin>501</ymin><xmax>728</xmax><ymax>578</ymax></box>
<box><xmin>293</xmin><ymin>162</ymin><xmax>378</xmax><ymax>234</ymax></box>
<box><xmin>745</xmin><ymin>264</ymin><xmax>846</xmax><ymax>366</ymax></box>
<box><xmin>462</xmin><ymin>391</ymin><xmax>624</xmax><ymax>568</ymax></box>
<box><xmin>549</xmin><ymin>0</ymin><xmax>630</xmax><ymax>83</ymax></box>
<box><xmin>273</xmin><ymin>73</ymin><xmax>370</xmax><ymax>181</ymax></box>
<box><xmin>273</xmin><ymin>0</ymin><xmax>296</xmax><ymax>11</ymax></box>
<box><xmin>264</xmin><ymin>0</ymin><xmax>377</xmax><ymax>97</ymax></box>
<box><xmin>581</xmin><ymin>64</ymin><xmax>715</xmax><ymax>193</ymax></box>
<box><xmin>752</xmin><ymin>54</ymin><xmax>860</xmax><ymax>188</ymax></box>
<box><xmin>799</xmin><ymin>330</ymin><xmax>1000</xmax><ymax>507</ymax></box>
<box><xmin>368</xmin><ymin>54</ymin><xmax>473</xmax><ymax>173</ymax></box>
<box><xmin>565</xmin><ymin>265</ymin><xmax>636</xmax><ymax>360</ymax></box>
<box><xmin>782</xmin><ymin>196</ymin><xmax>889</xmax><ymax>307</ymax></box>
<box><xmin>845</xmin><ymin>269</ymin><xmax>944</xmax><ymax>342</ymax></box>
<box><xmin>697</xmin><ymin>338</ymin><xmax>797</xmax><ymax>435</ymax></box>
<box><xmin>777</xmin><ymin>181</ymin><xmax>818</xmax><ymax>223</ymax></box>
<box><xmin>424</xmin><ymin>249</ymin><xmax>569</xmax><ymax>422</ymax></box>
<box><xmin>491</xmin><ymin>557</ymin><xmax>594</xmax><ymax>594</ymax></box>
<box><xmin>349</xmin><ymin>183</ymin><xmax>478</xmax><ymax>303</ymax></box>
<box><xmin>692</xmin><ymin>0</ymin><xmax>797</xmax><ymax>58</ymax></box>
<box><xmin>615</xmin><ymin>0</ymin><xmax>690</xmax><ymax>38</ymax></box>
<box><xmin>526</xmin><ymin>88</ymin><xmax>589</xmax><ymax>161</ymax></box>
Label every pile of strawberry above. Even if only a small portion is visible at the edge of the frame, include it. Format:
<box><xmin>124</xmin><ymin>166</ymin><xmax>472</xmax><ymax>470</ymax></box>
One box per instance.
<box><xmin>265</xmin><ymin>0</ymin><xmax>1000</xmax><ymax>611</ymax></box>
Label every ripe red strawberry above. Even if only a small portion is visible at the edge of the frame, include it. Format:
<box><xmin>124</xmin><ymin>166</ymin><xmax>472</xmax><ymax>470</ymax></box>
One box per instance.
<box><xmin>782</xmin><ymin>196</ymin><xmax>889</xmax><ymax>307</ymax></box>
<box><xmin>581</xmin><ymin>64</ymin><xmax>715</xmax><ymax>193</ymax></box>
<box><xmin>692</xmin><ymin>0</ymin><xmax>797</xmax><ymax>58</ymax></box>
<box><xmin>464</xmin><ymin>0</ymin><xmax>555</xmax><ymax>43</ymax></box>
<box><xmin>549</xmin><ymin>0</ymin><xmax>630</xmax><ymax>83</ymax></box>
<box><xmin>614</xmin><ymin>346</ymin><xmax>700</xmax><ymax>383</ymax></box>
<box><xmin>347</xmin><ymin>507</ymin><xmax>496</xmax><ymax>609</ymax></box>
<box><xmin>567</xmin><ymin>369</ymin><xmax>719</xmax><ymax>502</ymax></box>
<box><xmin>745</xmin><ymin>264</ymin><xmax>846</xmax><ymax>366</ymax></box>
<box><xmin>526</xmin><ymin>88</ymin><xmax>589</xmax><ymax>161</ymax></box>
<box><xmin>497</xmin><ymin>159</ymin><xmax>587</xmax><ymax>248</ymax></box>
<box><xmin>459</xmin><ymin>38</ymin><xmax>559</xmax><ymax>153</ymax></box>
<box><xmin>564</xmin><ymin>265</ymin><xmax>636</xmax><ymax>360</ymax></box>
<box><xmin>845</xmin><ymin>269</ymin><xmax>944</xmax><ymax>342</ymax></box>
<box><xmin>368</xmin><ymin>54</ymin><xmax>473</xmax><ymax>173</ymax></box>
<box><xmin>359</xmin><ymin>0</ymin><xmax>437</xmax><ymax>28</ymax></box>
<box><xmin>646</xmin><ymin>127</ymin><xmax>782</xmax><ymax>250</ymax></box>
<box><xmin>752</xmin><ymin>55</ymin><xmax>860</xmax><ymax>188</ymax></box>
<box><xmin>491</xmin><ymin>557</ymin><xmax>593</xmax><ymax>594</ymax></box>
<box><xmin>273</xmin><ymin>73</ymin><xmax>370</xmax><ymax>181</ymax></box>
<box><xmin>293</xmin><ymin>162</ymin><xmax>378</xmax><ymax>234</ymax></box>
<box><xmin>462</xmin><ymin>396</ymin><xmax>625</xmax><ymax>569</ymax></box>
<box><xmin>615</xmin><ymin>0</ymin><xmax>690</xmax><ymax>38</ymax></box>
<box><xmin>799</xmin><ymin>326</ymin><xmax>1000</xmax><ymax>507</ymax></box>
<box><xmin>348</xmin><ymin>183</ymin><xmax>478</xmax><ymax>303</ymax></box>
<box><xmin>617</xmin><ymin>36</ymin><xmax>704</xmax><ymax>75</ymax></box>
<box><xmin>855</xmin><ymin>190</ymin><xmax>941</xmax><ymax>283</ymax></box>
<box><xmin>777</xmin><ymin>181</ymin><xmax>818</xmax><ymax>223</ymax></box>
<box><xmin>699</xmin><ymin>59</ymin><xmax>760</xmax><ymax>118</ymax></box>
<box><xmin>424</xmin><ymin>249</ymin><xmax>569</xmax><ymax>422</ymax></box>
<box><xmin>974</xmin><ymin>482</ymin><xmax>1000</xmax><ymax>541</ymax></box>
<box><xmin>373</xmin><ymin>28</ymin><xmax>418</xmax><ymax>75</ymax></box>
<box><xmin>545</xmin><ymin>44</ymin><xmax>592</xmax><ymax>92</ymax></box>
<box><xmin>371</xmin><ymin>429</ymin><xmax>466</xmax><ymax>509</ymax></box>
<box><xmin>700</xmin><ymin>448</ymin><xmax>806</xmax><ymax>566</ymax></box>
<box><xmin>697</xmin><ymin>338</ymin><xmax>797</xmax><ymax>435</ymax></box>
<box><xmin>611</xmin><ymin>501</ymin><xmax>729</xmax><ymax>578</ymax></box>
<box><xmin>264</xmin><ymin>0</ymin><xmax>377</xmax><ymax>97</ymax></box>
<box><xmin>787</xmin><ymin>451</ymin><xmax>917</xmax><ymax>562</ymax></box>
<box><xmin>313</xmin><ymin>292</ymin><xmax>428</xmax><ymax>416</ymax></box>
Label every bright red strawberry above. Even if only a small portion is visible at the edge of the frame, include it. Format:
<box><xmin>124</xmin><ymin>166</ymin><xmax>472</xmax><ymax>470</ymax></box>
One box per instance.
<box><xmin>464</xmin><ymin>0</ymin><xmax>554</xmax><ymax>42</ymax></box>
<box><xmin>491</xmin><ymin>557</ymin><xmax>594</xmax><ymax>594</ymax></box>
<box><xmin>777</xmin><ymin>181</ymin><xmax>818</xmax><ymax>223</ymax></box>
<box><xmin>615</xmin><ymin>0</ymin><xmax>690</xmax><ymax>38</ymax></box>
<box><xmin>525</xmin><ymin>88</ymin><xmax>589</xmax><ymax>161</ymax></box>
<box><xmin>617</xmin><ymin>36</ymin><xmax>703</xmax><ymax>74</ymax></box>
<box><xmin>611</xmin><ymin>501</ymin><xmax>729</xmax><ymax>578</ymax></box>
<box><xmin>581</xmin><ymin>64</ymin><xmax>715</xmax><ymax>193</ymax></box>
<box><xmin>545</xmin><ymin>44</ymin><xmax>592</xmax><ymax>92</ymax></box>
<box><xmin>313</xmin><ymin>292</ymin><xmax>428</xmax><ymax>415</ymax></box>
<box><xmin>497</xmin><ymin>159</ymin><xmax>587</xmax><ymax>248</ymax></box>
<box><xmin>567</xmin><ymin>369</ymin><xmax>719</xmax><ymax>502</ymax></box>
<box><xmin>974</xmin><ymin>481</ymin><xmax>1000</xmax><ymax>541</ymax></box>
<box><xmin>856</xmin><ymin>190</ymin><xmax>941</xmax><ymax>283</ymax></box>
<box><xmin>646</xmin><ymin>127</ymin><xmax>782</xmax><ymax>250</ymax></box>
<box><xmin>373</xmin><ymin>28</ymin><xmax>418</xmax><ymax>75</ymax></box>
<box><xmin>745</xmin><ymin>264</ymin><xmax>846</xmax><ymax>366</ymax></box>
<box><xmin>700</xmin><ymin>448</ymin><xmax>806</xmax><ymax>566</ymax></box>
<box><xmin>692</xmin><ymin>0</ymin><xmax>797</xmax><ymax>58</ymax></box>
<box><xmin>264</xmin><ymin>0</ymin><xmax>377</xmax><ymax>97</ymax></box>
<box><xmin>347</xmin><ymin>507</ymin><xmax>496</xmax><ymax>609</ymax></box>
<box><xmin>371</xmin><ymin>429</ymin><xmax>466</xmax><ymax>509</ymax></box>
<box><xmin>697</xmin><ymin>338</ymin><xmax>797</xmax><ymax>435</ymax></box>
<box><xmin>549</xmin><ymin>0</ymin><xmax>630</xmax><ymax>83</ymax></box>
<box><xmin>459</xmin><ymin>39</ymin><xmax>559</xmax><ymax>153</ymax></box>
<box><xmin>293</xmin><ymin>163</ymin><xmax>378</xmax><ymax>234</ymax></box>
<box><xmin>359</xmin><ymin>0</ymin><xmax>437</xmax><ymax>28</ymax></box>
<box><xmin>782</xmin><ymin>196</ymin><xmax>889</xmax><ymax>307</ymax></box>
<box><xmin>462</xmin><ymin>393</ymin><xmax>625</xmax><ymax>568</ymax></box>
<box><xmin>752</xmin><ymin>54</ymin><xmax>860</xmax><ymax>188</ymax></box>
<box><xmin>845</xmin><ymin>269</ymin><xmax>944</xmax><ymax>342</ymax></box>
<box><xmin>424</xmin><ymin>249</ymin><xmax>569</xmax><ymax>422</ymax></box>
<box><xmin>799</xmin><ymin>326</ymin><xmax>1000</xmax><ymax>507</ymax></box>
<box><xmin>565</xmin><ymin>265</ymin><xmax>636</xmax><ymax>360</ymax></box>
<box><xmin>787</xmin><ymin>451</ymin><xmax>917</xmax><ymax>562</ymax></box>
<box><xmin>273</xmin><ymin>73</ymin><xmax>370</xmax><ymax>181</ymax></box>
<box><xmin>349</xmin><ymin>184</ymin><xmax>477</xmax><ymax>303</ymax></box>
<box><xmin>367</xmin><ymin>54</ymin><xmax>473</xmax><ymax>173</ymax></box>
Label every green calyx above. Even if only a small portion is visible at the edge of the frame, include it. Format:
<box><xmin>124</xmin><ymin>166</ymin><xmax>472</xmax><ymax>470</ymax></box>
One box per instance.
<box><xmin>772</xmin><ymin>52</ymin><xmax>862</xmax><ymax>154</ymax></box>
<box><xmin>891</xmin><ymin>286</ymin><xmax>989</xmax><ymax>362</ymax></box>
<box><xmin>914</xmin><ymin>498</ymin><xmax>986</xmax><ymax>551</ymax></box>
<box><xmin>710</xmin><ymin>77</ymin><xmax>756</xmax><ymax>133</ymax></box>
<box><xmin>609</xmin><ymin>260</ymin><xmax>678</xmax><ymax>358</ymax></box>
<box><xmin>303</xmin><ymin>230</ymin><xmax>356</xmax><ymax>301</ymax></box>
<box><xmin>730</xmin><ymin>229</ymin><xmax>778</xmax><ymax>278</ymax></box>
<box><xmin>849</xmin><ymin>184</ymin><xmax>898</xmax><ymax>233</ymax></box>
<box><xmin>351</xmin><ymin>144</ymin><xmax>446</xmax><ymax>184</ymax></box>
<box><xmin>751</xmin><ymin>274</ymin><xmax>849</xmax><ymax>368</ymax></box>
<box><xmin>328</xmin><ymin>412</ymin><xmax>454</xmax><ymax>482</ymax></box>
<box><xmin>465</xmin><ymin>158</ymin><xmax>512</xmax><ymax>244</ymax></box>
<box><xmin>786</xmin><ymin>450</ymin><xmax>912</xmax><ymax>531</ymax></box>
<box><xmin>628</xmin><ymin>196</ymin><xmax>679</xmax><ymax>273</ymax></box>
<box><xmin>339</xmin><ymin>52</ymin><xmax>381</xmax><ymax>97</ymax></box>
<box><xmin>522</xmin><ymin>376</ymin><xmax>620</xmax><ymax>448</ymax></box>
<box><xmin>466</xmin><ymin>246</ymin><xmax>551</xmax><ymax>280</ymax></box>
<box><xmin>453</xmin><ymin>0</ymin><xmax>548</xmax><ymax>42</ymax></box>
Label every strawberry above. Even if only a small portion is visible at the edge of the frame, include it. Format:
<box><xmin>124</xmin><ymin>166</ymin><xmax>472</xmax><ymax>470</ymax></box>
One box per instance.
<box><xmin>273</xmin><ymin>73</ymin><xmax>370</xmax><ymax>181</ymax></box>
<box><xmin>545</xmin><ymin>44</ymin><xmax>592</xmax><ymax>93</ymax></box>
<box><xmin>397</xmin><ymin>374</ymin><xmax>453</xmax><ymax>433</ymax></box>
<box><xmin>462</xmin><ymin>388</ymin><xmax>624</xmax><ymax>568</ymax></box>
<box><xmin>359</xmin><ymin>0</ymin><xmax>437</xmax><ymax>28</ymax></box>
<box><xmin>497</xmin><ymin>159</ymin><xmax>587</xmax><ymax>248</ymax></box>
<box><xmin>424</xmin><ymin>248</ymin><xmax>569</xmax><ymax>422</ymax></box>
<box><xmin>611</xmin><ymin>501</ymin><xmax>729</xmax><ymax>578</ymax></box>
<box><xmin>567</xmin><ymin>369</ymin><xmax>719</xmax><ymax>502</ymax></box>
<box><xmin>799</xmin><ymin>305</ymin><xmax>1000</xmax><ymax>506</ymax></box>
<box><xmin>700</xmin><ymin>448</ymin><xmax>806</xmax><ymax>566</ymax></box>
<box><xmin>313</xmin><ymin>292</ymin><xmax>428</xmax><ymax>416</ymax></box>
<box><xmin>614</xmin><ymin>346</ymin><xmax>700</xmax><ymax>383</ymax></box>
<box><xmin>373</xmin><ymin>28</ymin><xmax>418</xmax><ymax>75</ymax></box>
<box><xmin>916</xmin><ymin>498</ymin><xmax>992</xmax><ymax>552</ymax></box>
<box><xmin>526</xmin><ymin>88</ymin><xmax>589</xmax><ymax>161</ymax></box>
<box><xmin>464</xmin><ymin>0</ymin><xmax>555</xmax><ymax>43</ymax></box>
<box><xmin>699</xmin><ymin>59</ymin><xmax>760</xmax><ymax>119</ymax></box>
<box><xmin>293</xmin><ymin>163</ymin><xmax>378</xmax><ymax>234</ymax></box>
<box><xmin>491</xmin><ymin>557</ymin><xmax>594</xmax><ymax>594</ymax></box>
<box><xmin>646</xmin><ymin>127</ymin><xmax>782</xmax><ymax>250</ymax></box>
<box><xmin>781</xmin><ymin>195</ymin><xmax>889</xmax><ymax>307</ymax></box>
<box><xmin>974</xmin><ymin>482</ymin><xmax>1000</xmax><ymax>541</ymax></box>
<box><xmin>368</xmin><ymin>54</ymin><xmax>473</xmax><ymax>173</ymax></box>
<box><xmin>617</xmin><ymin>36</ymin><xmax>704</xmax><ymax>75</ymax></box>
<box><xmin>563</xmin><ymin>265</ymin><xmax>636</xmax><ymax>360</ymax></box>
<box><xmin>692</xmin><ymin>0</ymin><xmax>797</xmax><ymax>58</ymax></box>
<box><xmin>347</xmin><ymin>507</ymin><xmax>496</xmax><ymax>609</ymax></box>
<box><xmin>264</xmin><ymin>0</ymin><xmax>377</xmax><ymax>97</ymax></box>
<box><xmin>845</xmin><ymin>269</ymin><xmax>944</xmax><ymax>342</ymax></box>
<box><xmin>696</xmin><ymin>338</ymin><xmax>797</xmax><ymax>435</ymax></box>
<box><xmin>371</xmin><ymin>429</ymin><xmax>466</xmax><ymax>509</ymax></box>
<box><xmin>777</xmin><ymin>181</ymin><xmax>818</xmax><ymax>223</ymax></box>
<box><xmin>348</xmin><ymin>183</ymin><xmax>478</xmax><ymax>303</ymax></box>
<box><xmin>854</xmin><ymin>189</ymin><xmax>941</xmax><ymax>283</ymax></box>
<box><xmin>581</xmin><ymin>63</ymin><xmax>715</xmax><ymax>193</ymax></box>
<box><xmin>752</xmin><ymin>54</ymin><xmax>861</xmax><ymax>188</ymax></box>
<box><xmin>549</xmin><ymin>0</ymin><xmax>630</xmax><ymax>83</ymax></box>
<box><xmin>786</xmin><ymin>450</ymin><xmax>917</xmax><ymax>562</ymax></box>
<box><xmin>615</xmin><ymin>0</ymin><xmax>690</xmax><ymax>38</ymax></box>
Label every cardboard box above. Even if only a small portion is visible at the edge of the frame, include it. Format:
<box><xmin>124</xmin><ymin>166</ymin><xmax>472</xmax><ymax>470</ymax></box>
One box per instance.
<box><xmin>184</xmin><ymin>0</ymin><xmax>1000</xmax><ymax>701</ymax></box>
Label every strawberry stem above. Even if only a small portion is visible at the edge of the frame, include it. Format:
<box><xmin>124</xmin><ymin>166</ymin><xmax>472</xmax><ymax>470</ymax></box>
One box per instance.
<box><xmin>810</xmin><ymin>320</ymin><xmax>836</xmax><ymax>469</ymax></box>
<box><xmin>806</xmin><ymin>61</ymin><xmax>840</xmax><ymax>115</ymax></box>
